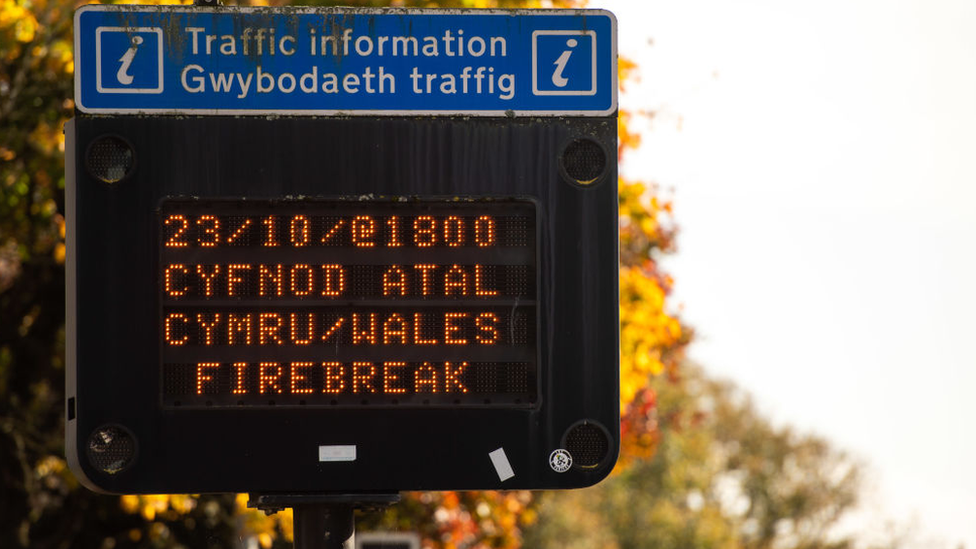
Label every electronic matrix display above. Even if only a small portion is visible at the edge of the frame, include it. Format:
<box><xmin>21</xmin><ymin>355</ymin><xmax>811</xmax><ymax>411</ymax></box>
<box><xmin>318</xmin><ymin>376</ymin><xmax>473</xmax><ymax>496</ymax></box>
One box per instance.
<box><xmin>159</xmin><ymin>201</ymin><xmax>538</xmax><ymax>408</ymax></box>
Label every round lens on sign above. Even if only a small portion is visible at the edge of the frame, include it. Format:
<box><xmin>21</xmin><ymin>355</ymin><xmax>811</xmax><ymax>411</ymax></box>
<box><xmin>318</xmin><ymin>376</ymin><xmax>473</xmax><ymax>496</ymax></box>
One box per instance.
<box><xmin>86</xmin><ymin>136</ymin><xmax>134</xmax><ymax>183</ymax></box>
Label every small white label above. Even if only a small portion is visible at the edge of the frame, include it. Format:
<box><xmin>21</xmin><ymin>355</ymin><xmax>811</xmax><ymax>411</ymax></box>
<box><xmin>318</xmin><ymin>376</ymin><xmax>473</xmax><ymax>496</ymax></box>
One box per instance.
<box><xmin>549</xmin><ymin>449</ymin><xmax>572</xmax><ymax>472</ymax></box>
<box><xmin>489</xmin><ymin>447</ymin><xmax>515</xmax><ymax>482</ymax></box>
<box><xmin>318</xmin><ymin>445</ymin><xmax>356</xmax><ymax>462</ymax></box>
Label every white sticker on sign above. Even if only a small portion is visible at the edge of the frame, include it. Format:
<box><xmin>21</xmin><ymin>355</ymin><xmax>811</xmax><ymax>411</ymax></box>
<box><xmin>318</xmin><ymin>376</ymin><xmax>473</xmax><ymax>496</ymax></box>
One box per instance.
<box><xmin>488</xmin><ymin>447</ymin><xmax>515</xmax><ymax>482</ymax></box>
<box><xmin>318</xmin><ymin>445</ymin><xmax>356</xmax><ymax>462</ymax></box>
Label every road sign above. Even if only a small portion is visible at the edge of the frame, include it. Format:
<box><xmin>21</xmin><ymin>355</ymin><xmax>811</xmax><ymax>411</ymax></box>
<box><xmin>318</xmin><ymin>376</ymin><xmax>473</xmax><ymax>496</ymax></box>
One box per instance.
<box><xmin>66</xmin><ymin>6</ymin><xmax>620</xmax><ymax>496</ymax></box>
<box><xmin>74</xmin><ymin>6</ymin><xmax>617</xmax><ymax>116</ymax></box>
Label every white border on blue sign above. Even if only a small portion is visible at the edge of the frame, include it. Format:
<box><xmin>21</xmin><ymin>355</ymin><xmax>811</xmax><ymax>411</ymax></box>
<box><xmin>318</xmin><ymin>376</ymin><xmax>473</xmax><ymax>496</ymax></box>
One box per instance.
<box><xmin>530</xmin><ymin>30</ymin><xmax>598</xmax><ymax>97</ymax></box>
<box><xmin>74</xmin><ymin>5</ymin><xmax>618</xmax><ymax>117</ymax></box>
<box><xmin>95</xmin><ymin>27</ymin><xmax>164</xmax><ymax>94</ymax></box>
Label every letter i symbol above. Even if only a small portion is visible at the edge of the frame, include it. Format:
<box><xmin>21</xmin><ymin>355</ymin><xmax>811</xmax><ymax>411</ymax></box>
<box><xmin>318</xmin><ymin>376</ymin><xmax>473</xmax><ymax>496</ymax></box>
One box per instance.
<box><xmin>117</xmin><ymin>35</ymin><xmax>144</xmax><ymax>86</ymax></box>
<box><xmin>551</xmin><ymin>38</ymin><xmax>578</xmax><ymax>88</ymax></box>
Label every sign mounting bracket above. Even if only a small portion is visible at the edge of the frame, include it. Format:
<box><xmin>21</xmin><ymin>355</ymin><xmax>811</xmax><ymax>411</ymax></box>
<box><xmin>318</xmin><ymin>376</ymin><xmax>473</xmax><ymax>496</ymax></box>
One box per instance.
<box><xmin>249</xmin><ymin>493</ymin><xmax>401</xmax><ymax>549</ymax></box>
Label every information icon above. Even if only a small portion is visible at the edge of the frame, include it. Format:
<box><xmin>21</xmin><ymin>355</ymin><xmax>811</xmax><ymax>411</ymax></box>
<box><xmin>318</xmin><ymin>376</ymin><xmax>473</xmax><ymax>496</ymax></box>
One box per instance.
<box><xmin>532</xmin><ymin>30</ymin><xmax>597</xmax><ymax>96</ymax></box>
<box><xmin>95</xmin><ymin>27</ymin><xmax>164</xmax><ymax>94</ymax></box>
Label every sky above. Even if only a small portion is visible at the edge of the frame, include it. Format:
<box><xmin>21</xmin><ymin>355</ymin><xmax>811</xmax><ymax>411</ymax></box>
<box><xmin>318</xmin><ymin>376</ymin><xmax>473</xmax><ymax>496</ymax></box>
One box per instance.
<box><xmin>595</xmin><ymin>0</ymin><xmax>976</xmax><ymax>546</ymax></box>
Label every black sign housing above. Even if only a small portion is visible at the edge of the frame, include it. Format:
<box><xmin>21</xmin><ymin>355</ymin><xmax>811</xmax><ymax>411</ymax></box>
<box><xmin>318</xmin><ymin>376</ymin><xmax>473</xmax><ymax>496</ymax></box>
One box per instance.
<box><xmin>66</xmin><ymin>114</ymin><xmax>618</xmax><ymax>493</ymax></box>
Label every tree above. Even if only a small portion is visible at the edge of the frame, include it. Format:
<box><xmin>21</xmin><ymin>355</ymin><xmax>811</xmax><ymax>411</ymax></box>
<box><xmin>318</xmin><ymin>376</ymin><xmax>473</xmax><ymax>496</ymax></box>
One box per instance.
<box><xmin>523</xmin><ymin>364</ymin><xmax>867</xmax><ymax>549</ymax></box>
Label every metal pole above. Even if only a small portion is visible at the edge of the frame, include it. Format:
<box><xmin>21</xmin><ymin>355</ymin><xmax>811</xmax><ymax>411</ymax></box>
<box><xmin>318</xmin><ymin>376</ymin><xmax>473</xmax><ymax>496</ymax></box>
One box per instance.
<box><xmin>248</xmin><ymin>493</ymin><xmax>398</xmax><ymax>549</ymax></box>
<box><xmin>293</xmin><ymin>504</ymin><xmax>355</xmax><ymax>549</ymax></box>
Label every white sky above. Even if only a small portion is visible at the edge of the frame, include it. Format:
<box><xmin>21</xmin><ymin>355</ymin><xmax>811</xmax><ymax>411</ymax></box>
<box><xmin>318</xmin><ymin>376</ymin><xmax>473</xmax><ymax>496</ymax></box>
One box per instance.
<box><xmin>595</xmin><ymin>0</ymin><xmax>976</xmax><ymax>546</ymax></box>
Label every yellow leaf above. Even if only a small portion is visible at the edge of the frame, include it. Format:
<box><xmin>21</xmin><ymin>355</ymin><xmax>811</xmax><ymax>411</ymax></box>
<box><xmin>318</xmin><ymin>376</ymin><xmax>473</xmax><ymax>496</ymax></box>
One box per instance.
<box><xmin>13</xmin><ymin>11</ymin><xmax>34</xmax><ymax>42</ymax></box>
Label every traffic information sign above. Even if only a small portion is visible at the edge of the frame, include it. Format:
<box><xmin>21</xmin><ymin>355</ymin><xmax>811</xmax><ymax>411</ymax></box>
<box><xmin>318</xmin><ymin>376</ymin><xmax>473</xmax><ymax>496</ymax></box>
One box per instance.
<box><xmin>74</xmin><ymin>6</ymin><xmax>616</xmax><ymax>115</ymax></box>
<box><xmin>66</xmin><ymin>5</ymin><xmax>620</xmax><ymax>496</ymax></box>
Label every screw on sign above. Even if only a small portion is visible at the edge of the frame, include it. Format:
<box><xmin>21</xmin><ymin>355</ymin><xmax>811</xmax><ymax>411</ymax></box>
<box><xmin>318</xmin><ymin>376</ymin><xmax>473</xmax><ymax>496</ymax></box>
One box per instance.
<box><xmin>549</xmin><ymin>449</ymin><xmax>573</xmax><ymax>472</ymax></box>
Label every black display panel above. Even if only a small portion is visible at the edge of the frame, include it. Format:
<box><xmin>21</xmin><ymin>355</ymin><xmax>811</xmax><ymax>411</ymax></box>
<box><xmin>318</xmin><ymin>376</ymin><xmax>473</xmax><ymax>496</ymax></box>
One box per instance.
<box><xmin>158</xmin><ymin>200</ymin><xmax>538</xmax><ymax>407</ymax></box>
<box><xmin>65</xmin><ymin>114</ymin><xmax>620</xmax><ymax>495</ymax></box>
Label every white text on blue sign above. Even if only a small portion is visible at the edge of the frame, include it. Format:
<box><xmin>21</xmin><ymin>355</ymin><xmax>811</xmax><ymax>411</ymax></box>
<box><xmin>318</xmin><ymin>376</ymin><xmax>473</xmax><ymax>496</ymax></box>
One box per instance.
<box><xmin>75</xmin><ymin>7</ymin><xmax>617</xmax><ymax>116</ymax></box>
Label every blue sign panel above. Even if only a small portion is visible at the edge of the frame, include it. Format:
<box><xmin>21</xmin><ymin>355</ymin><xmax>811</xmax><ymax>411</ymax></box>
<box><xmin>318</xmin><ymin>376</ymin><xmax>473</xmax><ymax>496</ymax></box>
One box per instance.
<box><xmin>74</xmin><ymin>6</ymin><xmax>617</xmax><ymax>116</ymax></box>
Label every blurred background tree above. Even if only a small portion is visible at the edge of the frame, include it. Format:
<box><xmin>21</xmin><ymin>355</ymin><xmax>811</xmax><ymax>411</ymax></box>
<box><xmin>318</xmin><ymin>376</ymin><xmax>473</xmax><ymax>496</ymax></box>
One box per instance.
<box><xmin>524</xmin><ymin>364</ymin><xmax>871</xmax><ymax>549</ymax></box>
<box><xmin>1</xmin><ymin>0</ymin><xmax>883</xmax><ymax>548</ymax></box>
